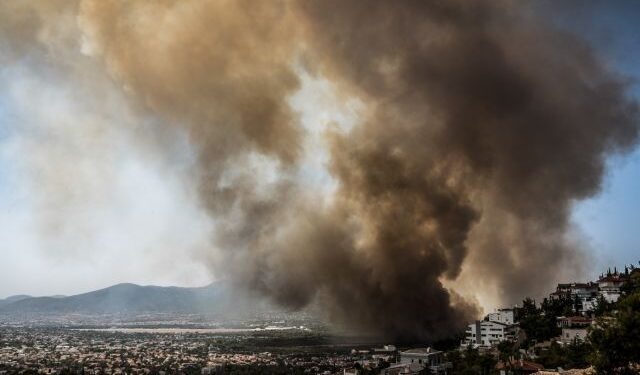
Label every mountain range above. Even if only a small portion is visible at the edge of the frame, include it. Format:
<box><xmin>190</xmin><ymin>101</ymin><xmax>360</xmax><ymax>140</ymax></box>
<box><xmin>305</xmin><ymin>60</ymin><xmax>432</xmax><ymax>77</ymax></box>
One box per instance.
<box><xmin>0</xmin><ymin>283</ymin><xmax>252</xmax><ymax>316</ymax></box>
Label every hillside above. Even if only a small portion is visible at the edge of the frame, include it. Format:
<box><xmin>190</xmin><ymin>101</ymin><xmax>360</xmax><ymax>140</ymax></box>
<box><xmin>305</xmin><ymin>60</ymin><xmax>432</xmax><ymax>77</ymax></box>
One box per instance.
<box><xmin>0</xmin><ymin>283</ymin><xmax>240</xmax><ymax>315</ymax></box>
<box><xmin>0</xmin><ymin>295</ymin><xmax>32</xmax><ymax>309</ymax></box>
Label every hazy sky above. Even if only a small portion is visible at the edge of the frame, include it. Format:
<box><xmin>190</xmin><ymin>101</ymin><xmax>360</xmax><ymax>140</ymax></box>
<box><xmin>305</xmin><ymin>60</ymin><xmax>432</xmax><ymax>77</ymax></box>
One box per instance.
<box><xmin>1</xmin><ymin>1</ymin><xmax>639</xmax><ymax>301</ymax></box>
<box><xmin>0</xmin><ymin>54</ymin><xmax>359</xmax><ymax>298</ymax></box>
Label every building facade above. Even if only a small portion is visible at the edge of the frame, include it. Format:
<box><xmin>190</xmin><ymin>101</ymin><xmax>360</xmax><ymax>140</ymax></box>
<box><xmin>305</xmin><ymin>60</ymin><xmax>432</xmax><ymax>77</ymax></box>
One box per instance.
<box><xmin>557</xmin><ymin>316</ymin><xmax>592</xmax><ymax>344</ymax></box>
<box><xmin>461</xmin><ymin>320</ymin><xmax>517</xmax><ymax>348</ymax></box>
<box><xmin>598</xmin><ymin>274</ymin><xmax>627</xmax><ymax>303</ymax></box>
<box><xmin>486</xmin><ymin>308</ymin><xmax>515</xmax><ymax>325</ymax></box>
<box><xmin>381</xmin><ymin>348</ymin><xmax>451</xmax><ymax>375</ymax></box>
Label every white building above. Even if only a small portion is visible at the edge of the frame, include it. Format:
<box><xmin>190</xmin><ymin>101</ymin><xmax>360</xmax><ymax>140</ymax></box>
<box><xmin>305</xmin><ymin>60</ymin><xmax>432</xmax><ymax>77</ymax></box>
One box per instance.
<box><xmin>557</xmin><ymin>316</ymin><xmax>592</xmax><ymax>345</ymax></box>
<box><xmin>461</xmin><ymin>320</ymin><xmax>516</xmax><ymax>348</ymax></box>
<box><xmin>381</xmin><ymin>347</ymin><xmax>451</xmax><ymax>374</ymax></box>
<box><xmin>486</xmin><ymin>308</ymin><xmax>515</xmax><ymax>325</ymax></box>
<box><xmin>396</xmin><ymin>348</ymin><xmax>451</xmax><ymax>374</ymax></box>
<box><xmin>580</xmin><ymin>297</ymin><xmax>597</xmax><ymax>313</ymax></box>
<box><xmin>598</xmin><ymin>274</ymin><xmax>626</xmax><ymax>303</ymax></box>
<box><xmin>549</xmin><ymin>282</ymin><xmax>599</xmax><ymax>314</ymax></box>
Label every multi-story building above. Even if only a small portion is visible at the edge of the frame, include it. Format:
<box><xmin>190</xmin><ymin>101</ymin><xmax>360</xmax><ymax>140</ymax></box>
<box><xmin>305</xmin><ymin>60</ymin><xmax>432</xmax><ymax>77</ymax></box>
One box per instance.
<box><xmin>486</xmin><ymin>308</ymin><xmax>515</xmax><ymax>325</ymax></box>
<box><xmin>549</xmin><ymin>282</ymin><xmax>599</xmax><ymax>314</ymax></box>
<box><xmin>461</xmin><ymin>319</ymin><xmax>517</xmax><ymax>348</ymax></box>
<box><xmin>597</xmin><ymin>273</ymin><xmax>627</xmax><ymax>303</ymax></box>
<box><xmin>549</xmin><ymin>268</ymin><xmax>633</xmax><ymax>312</ymax></box>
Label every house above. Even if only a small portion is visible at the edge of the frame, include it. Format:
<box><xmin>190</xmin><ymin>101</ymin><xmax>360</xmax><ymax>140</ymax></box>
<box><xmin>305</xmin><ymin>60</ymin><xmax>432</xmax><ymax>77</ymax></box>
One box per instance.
<box><xmin>570</xmin><ymin>283</ymin><xmax>599</xmax><ymax>300</ymax></box>
<box><xmin>391</xmin><ymin>348</ymin><xmax>451</xmax><ymax>374</ymax></box>
<box><xmin>551</xmin><ymin>282</ymin><xmax>597</xmax><ymax>298</ymax></box>
<box><xmin>557</xmin><ymin>316</ymin><xmax>592</xmax><ymax>344</ymax></box>
<box><xmin>372</xmin><ymin>346</ymin><xmax>397</xmax><ymax>363</ymax></box>
<box><xmin>597</xmin><ymin>273</ymin><xmax>627</xmax><ymax>303</ymax></box>
<box><xmin>549</xmin><ymin>283</ymin><xmax>598</xmax><ymax>314</ymax></box>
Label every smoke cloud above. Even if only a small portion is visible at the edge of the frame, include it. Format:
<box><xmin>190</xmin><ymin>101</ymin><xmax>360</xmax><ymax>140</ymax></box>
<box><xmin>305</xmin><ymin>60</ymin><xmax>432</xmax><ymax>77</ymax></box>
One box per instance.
<box><xmin>2</xmin><ymin>0</ymin><xmax>638</xmax><ymax>340</ymax></box>
<box><xmin>293</xmin><ymin>0</ymin><xmax>640</xmax><ymax>312</ymax></box>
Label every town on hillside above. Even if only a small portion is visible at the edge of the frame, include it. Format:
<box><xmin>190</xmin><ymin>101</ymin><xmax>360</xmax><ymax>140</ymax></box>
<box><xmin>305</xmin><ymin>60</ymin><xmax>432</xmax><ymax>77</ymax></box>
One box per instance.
<box><xmin>342</xmin><ymin>263</ymin><xmax>640</xmax><ymax>375</ymax></box>
<box><xmin>450</xmin><ymin>263</ymin><xmax>640</xmax><ymax>375</ymax></box>
<box><xmin>462</xmin><ymin>266</ymin><xmax>633</xmax><ymax>350</ymax></box>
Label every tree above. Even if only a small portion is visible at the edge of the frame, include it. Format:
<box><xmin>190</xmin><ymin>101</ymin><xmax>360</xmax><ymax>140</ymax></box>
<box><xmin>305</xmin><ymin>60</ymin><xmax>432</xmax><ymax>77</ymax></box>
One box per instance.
<box><xmin>589</xmin><ymin>291</ymin><xmax>640</xmax><ymax>374</ymax></box>
<box><xmin>537</xmin><ymin>339</ymin><xmax>591</xmax><ymax>370</ymax></box>
<box><xmin>593</xmin><ymin>295</ymin><xmax>613</xmax><ymax>317</ymax></box>
<box><xmin>497</xmin><ymin>340</ymin><xmax>519</xmax><ymax>363</ymax></box>
<box><xmin>537</xmin><ymin>341</ymin><xmax>566</xmax><ymax>370</ymax></box>
<box><xmin>621</xmin><ymin>269</ymin><xmax>640</xmax><ymax>295</ymax></box>
<box><xmin>565</xmin><ymin>339</ymin><xmax>591</xmax><ymax>369</ymax></box>
<box><xmin>447</xmin><ymin>346</ymin><xmax>496</xmax><ymax>375</ymax></box>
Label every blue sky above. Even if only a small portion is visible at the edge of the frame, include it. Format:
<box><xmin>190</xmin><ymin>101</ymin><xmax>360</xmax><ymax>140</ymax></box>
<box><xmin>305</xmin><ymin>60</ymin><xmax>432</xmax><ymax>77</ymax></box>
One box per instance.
<box><xmin>551</xmin><ymin>1</ymin><xmax>640</xmax><ymax>273</ymax></box>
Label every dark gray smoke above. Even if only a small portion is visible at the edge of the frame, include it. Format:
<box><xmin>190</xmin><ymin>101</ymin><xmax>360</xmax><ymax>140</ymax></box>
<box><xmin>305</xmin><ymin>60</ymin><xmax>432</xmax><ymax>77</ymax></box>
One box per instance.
<box><xmin>285</xmin><ymin>0</ymin><xmax>639</xmax><ymax>339</ymax></box>
<box><xmin>5</xmin><ymin>0</ymin><xmax>636</xmax><ymax>340</ymax></box>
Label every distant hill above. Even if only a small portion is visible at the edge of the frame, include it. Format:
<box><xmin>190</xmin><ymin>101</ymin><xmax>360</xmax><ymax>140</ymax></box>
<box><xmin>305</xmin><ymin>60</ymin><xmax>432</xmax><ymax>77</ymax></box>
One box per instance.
<box><xmin>4</xmin><ymin>295</ymin><xmax>32</xmax><ymax>302</ymax></box>
<box><xmin>0</xmin><ymin>283</ymin><xmax>255</xmax><ymax>316</ymax></box>
<box><xmin>0</xmin><ymin>295</ymin><xmax>32</xmax><ymax>308</ymax></box>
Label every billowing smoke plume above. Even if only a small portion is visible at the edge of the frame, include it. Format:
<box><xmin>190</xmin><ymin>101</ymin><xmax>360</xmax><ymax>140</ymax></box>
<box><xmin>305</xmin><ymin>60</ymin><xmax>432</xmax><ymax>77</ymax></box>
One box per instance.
<box><xmin>292</xmin><ymin>0</ymin><xmax>640</xmax><ymax>318</ymax></box>
<box><xmin>2</xmin><ymin>0</ymin><xmax>638</xmax><ymax>340</ymax></box>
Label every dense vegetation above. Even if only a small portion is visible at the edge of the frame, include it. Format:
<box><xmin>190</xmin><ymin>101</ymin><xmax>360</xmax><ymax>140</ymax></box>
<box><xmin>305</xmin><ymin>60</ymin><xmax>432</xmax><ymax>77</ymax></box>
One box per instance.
<box><xmin>517</xmin><ymin>296</ymin><xmax>574</xmax><ymax>345</ymax></box>
<box><xmin>447</xmin><ymin>346</ymin><xmax>496</xmax><ymax>375</ymax></box>
<box><xmin>588</xmin><ymin>271</ymin><xmax>640</xmax><ymax>374</ymax></box>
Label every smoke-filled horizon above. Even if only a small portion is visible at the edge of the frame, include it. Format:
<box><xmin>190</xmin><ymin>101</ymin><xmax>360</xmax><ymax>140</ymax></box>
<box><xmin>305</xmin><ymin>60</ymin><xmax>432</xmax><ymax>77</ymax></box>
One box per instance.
<box><xmin>1</xmin><ymin>0</ymin><xmax>639</xmax><ymax>340</ymax></box>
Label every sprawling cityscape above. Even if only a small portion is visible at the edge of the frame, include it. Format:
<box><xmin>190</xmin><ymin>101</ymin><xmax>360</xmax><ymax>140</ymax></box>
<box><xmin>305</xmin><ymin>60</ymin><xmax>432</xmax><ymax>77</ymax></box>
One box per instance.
<box><xmin>1</xmin><ymin>262</ymin><xmax>639</xmax><ymax>374</ymax></box>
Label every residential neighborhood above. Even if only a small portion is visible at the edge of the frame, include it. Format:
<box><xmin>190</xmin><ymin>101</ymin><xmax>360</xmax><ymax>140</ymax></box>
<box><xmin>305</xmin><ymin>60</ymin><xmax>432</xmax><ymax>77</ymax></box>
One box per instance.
<box><xmin>453</xmin><ymin>264</ymin><xmax>640</xmax><ymax>374</ymax></box>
